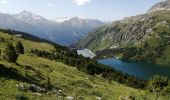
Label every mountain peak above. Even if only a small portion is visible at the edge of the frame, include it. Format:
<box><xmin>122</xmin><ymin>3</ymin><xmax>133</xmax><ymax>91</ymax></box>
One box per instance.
<box><xmin>19</xmin><ymin>10</ymin><xmax>33</xmax><ymax>16</ymax></box>
<box><xmin>14</xmin><ymin>10</ymin><xmax>48</xmax><ymax>24</ymax></box>
<box><xmin>148</xmin><ymin>0</ymin><xmax>170</xmax><ymax>12</ymax></box>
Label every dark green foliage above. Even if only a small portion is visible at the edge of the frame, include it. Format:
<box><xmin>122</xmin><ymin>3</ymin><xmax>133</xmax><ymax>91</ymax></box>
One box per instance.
<box><xmin>162</xmin><ymin>82</ymin><xmax>170</xmax><ymax>95</ymax></box>
<box><xmin>90</xmin><ymin>91</ymin><xmax>103</xmax><ymax>97</ymax></box>
<box><xmin>148</xmin><ymin>75</ymin><xmax>169</xmax><ymax>93</ymax></box>
<box><xmin>0</xmin><ymin>37</ymin><xmax>4</xmax><ymax>42</ymax></box>
<box><xmin>144</xmin><ymin>41</ymin><xmax>149</xmax><ymax>48</ymax></box>
<box><xmin>0</xmin><ymin>64</ymin><xmax>39</xmax><ymax>85</ymax></box>
<box><xmin>3</xmin><ymin>42</ymin><xmax>18</xmax><ymax>62</ymax></box>
<box><xmin>95</xmin><ymin>38</ymin><xmax>170</xmax><ymax>65</ymax></box>
<box><xmin>86</xmin><ymin>62</ymin><xmax>96</xmax><ymax>75</ymax></box>
<box><xmin>15</xmin><ymin>94</ymin><xmax>29</xmax><ymax>100</ymax></box>
<box><xmin>45</xmin><ymin>77</ymin><xmax>53</xmax><ymax>90</ymax></box>
<box><xmin>16</xmin><ymin>41</ymin><xmax>24</xmax><ymax>54</ymax></box>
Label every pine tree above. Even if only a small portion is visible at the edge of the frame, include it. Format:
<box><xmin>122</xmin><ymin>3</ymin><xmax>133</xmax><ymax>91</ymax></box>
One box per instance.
<box><xmin>3</xmin><ymin>43</ymin><xmax>18</xmax><ymax>62</ymax></box>
<box><xmin>16</xmin><ymin>41</ymin><xmax>24</xmax><ymax>54</ymax></box>
<box><xmin>86</xmin><ymin>63</ymin><xmax>96</xmax><ymax>75</ymax></box>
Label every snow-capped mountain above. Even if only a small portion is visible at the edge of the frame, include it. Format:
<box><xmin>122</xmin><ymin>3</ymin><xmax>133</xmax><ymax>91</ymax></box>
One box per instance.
<box><xmin>0</xmin><ymin>12</ymin><xmax>43</xmax><ymax>37</ymax></box>
<box><xmin>0</xmin><ymin>10</ymin><xmax>105</xmax><ymax>45</ymax></box>
<box><xmin>59</xmin><ymin>17</ymin><xmax>105</xmax><ymax>37</ymax></box>
<box><xmin>63</xmin><ymin>17</ymin><xmax>104</xmax><ymax>27</ymax></box>
<box><xmin>13</xmin><ymin>10</ymin><xmax>49</xmax><ymax>25</ymax></box>
<box><xmin>53</xmin><ymin>17</ymin><xmax>71</xmax><ymax>23</ymax></box>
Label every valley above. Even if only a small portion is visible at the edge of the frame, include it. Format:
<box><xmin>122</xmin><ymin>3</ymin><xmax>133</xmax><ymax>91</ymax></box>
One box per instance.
<box><xmin>0</xmin><ymin>29</ymin><xmax>170</xmax><ymax>99</ymax></box>
<box><xmin>0</xmin><ymin>30</ymin><xmax>145</xmax><ymax>100</ymax></box>
<box><xmin>1</xmin><ymin>0</ymin><xmax>170</xmax><ymax>99</ymax></box>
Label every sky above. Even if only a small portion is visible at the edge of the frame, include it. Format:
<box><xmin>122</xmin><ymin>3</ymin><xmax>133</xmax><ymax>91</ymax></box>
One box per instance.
<box><xmin>0</xmin><ymin>0</ymin><xmax>161</xmax><ymax>21</ymax></box>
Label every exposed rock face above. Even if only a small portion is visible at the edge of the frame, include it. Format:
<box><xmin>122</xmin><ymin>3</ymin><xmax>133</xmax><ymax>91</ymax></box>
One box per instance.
<box><xmin>148</xmin><ymin>0</ymin><xmax>170</xmax><ymax>12</ymax></box>
<box><xmin>75</xmin><ymin>10</ymin><xmax>170</xmax><ymax>51</ymax></box>
<box><xmin>75</xmin><ymin>0</ymin><xmax>170</xmax><ymax>51</ymax></box>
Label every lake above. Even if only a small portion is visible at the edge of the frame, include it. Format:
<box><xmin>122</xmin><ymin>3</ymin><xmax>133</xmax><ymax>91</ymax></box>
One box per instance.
<box><xmin>98</xmin><ymin>58</ymin><xmax>170</xmax><ymax>80</ymax></box>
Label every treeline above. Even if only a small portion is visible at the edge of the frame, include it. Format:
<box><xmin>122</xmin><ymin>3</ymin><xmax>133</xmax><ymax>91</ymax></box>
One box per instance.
<box><xmin>0</xmin><ymin>29</ymin><xmax>55</xmax><ymax>44</ymax></box>
<box><xmin>95</xmin><ymin>40</ymin><xmax>170</xmax><ymax>65</ymax></box>
<box><xmin>30</xmin><ymin>45</ymin><xmax>146</xmax><ymax>89</ymax></box>
<box><xmin>95</xmin><ymin>26</ymin><xmax>170</xmax><ymax>66</ymax></box>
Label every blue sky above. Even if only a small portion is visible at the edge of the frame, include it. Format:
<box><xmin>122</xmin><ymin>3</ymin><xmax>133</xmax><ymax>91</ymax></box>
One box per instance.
<box><xmin>0</xmin><ymin>0</ymin><xmax>161</xmax><ymax>21</ymax></box>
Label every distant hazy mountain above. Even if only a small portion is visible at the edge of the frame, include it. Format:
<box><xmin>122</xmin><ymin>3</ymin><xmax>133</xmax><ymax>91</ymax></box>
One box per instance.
<box><xmin>0</xmin><ymin>12</ymin><xmax>43</xmax><ymax>37</ymax></box>
<box><xmin>0</xmin><ymin>10</ymin><xmax>105</xmax><ymax>45</ymax></box>
<box><xmin>13</xmin><ymin>10</ymin><xmax>50</xmax><ymax>25</ymax></box>
<box><xmin>54</xmin><ymin>17</ymin><xmax>105</xmax><ymax>45</ymax></box>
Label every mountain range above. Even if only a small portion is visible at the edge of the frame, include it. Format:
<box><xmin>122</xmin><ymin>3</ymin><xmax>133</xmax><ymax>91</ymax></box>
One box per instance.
<box><xmin>0</xmin><ymin>10</ymin><xmax>105</xmax><ymax>45</ymax></box>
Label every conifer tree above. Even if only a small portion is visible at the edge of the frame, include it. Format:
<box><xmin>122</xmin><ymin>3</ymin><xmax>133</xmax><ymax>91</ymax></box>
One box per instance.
<box><xmin>3</xmin><ymin>43</ymin><xmax>18</xmax><ymax>62</ymax></box>
<box><xmin>16</xmin><ymin>41</ymin><xmax>24</xmax><ymax>54</ymax></box>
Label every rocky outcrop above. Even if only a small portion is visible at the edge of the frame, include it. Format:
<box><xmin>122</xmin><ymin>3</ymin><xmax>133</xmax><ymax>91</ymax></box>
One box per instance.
<box><xmin>148</xmin><ymin>0</ymin><xmax>170</xmax><ymax>12</ymax></box>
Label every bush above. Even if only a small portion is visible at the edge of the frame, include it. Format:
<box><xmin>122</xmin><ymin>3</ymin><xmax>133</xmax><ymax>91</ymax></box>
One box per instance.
<box><xmin>15</xmin><ymin>94</ymin><xmax>29</xmax><ymax>100</ymax></box>
<box><xmin>147</xmin><ymin>75</ymin><xmax>169</xmax><ymax>93</ymax></box>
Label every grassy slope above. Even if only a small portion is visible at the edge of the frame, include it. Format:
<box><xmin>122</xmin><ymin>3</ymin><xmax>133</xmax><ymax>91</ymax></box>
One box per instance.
<box><xmin>0</xmin><ymin>55</ymin><xmax>145</xmax><ymax>100</ymax></box>
<box><xmin>0</xmin><ymin>32</ymin><xmax>168</xmax><ymax>100</ymax></box>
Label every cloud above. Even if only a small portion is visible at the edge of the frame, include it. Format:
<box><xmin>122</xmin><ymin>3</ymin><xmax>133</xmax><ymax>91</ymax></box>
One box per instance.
<box><xmin>113</xmin><ymin>14</ymin><xmax>124</xmax><ymax>18</ymax></box>
<box><xmin>46</xmin><ymin>3</ymin><xmax>55</xmax><ymax>7</ymax></box>
<box><xmin>73</xmin><ymin>0</ymin><xmax>91</xmax><ymax>6</ymax></box>
<box><xmin>0</xmin><ymin>0</ymin><xmax>8</xmax><ymax>4</ymax></box>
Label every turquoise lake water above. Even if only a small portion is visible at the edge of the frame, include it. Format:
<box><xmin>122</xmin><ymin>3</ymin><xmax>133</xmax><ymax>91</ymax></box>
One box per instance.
<box><xmin>98</xmin><ymin>58</ymin><xmax>170</xmax><ymax>80</ymax></box>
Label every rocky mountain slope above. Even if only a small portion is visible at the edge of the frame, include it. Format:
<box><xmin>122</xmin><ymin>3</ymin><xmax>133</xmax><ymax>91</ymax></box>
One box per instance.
<box><xmin>75</xmin><ymin>1</ymin><xmax>170</xmax><ymax>66</ymax></box>
<box><xmin>0</xmin><ymin>10</ymin><xmax>104</xmax><ymax>45</ymax></box>
<box><xmin>75</xmin><ymin>11</ymin><xmax>158</xmax><ymax>51</ymax></box>
<box><xmin>148</xmin><ymin>0</ymin><xmax>170</xmax><ymax>12</ymax></box>
<box><xmin>75</xmin><ymin>0</ymin><xmax>170</xmax><ymax>51</ymax></box>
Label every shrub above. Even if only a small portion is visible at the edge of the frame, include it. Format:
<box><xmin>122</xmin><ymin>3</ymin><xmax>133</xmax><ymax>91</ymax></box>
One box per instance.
<box><xmin>147</xmin><ymin>75</ymin><xmax>168</xmax><ymax>93</ymax></box>
<box><xmin>15</xmin><ymin>94</ymin><xmax>29</xmax><ymax>100</ymax></box>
